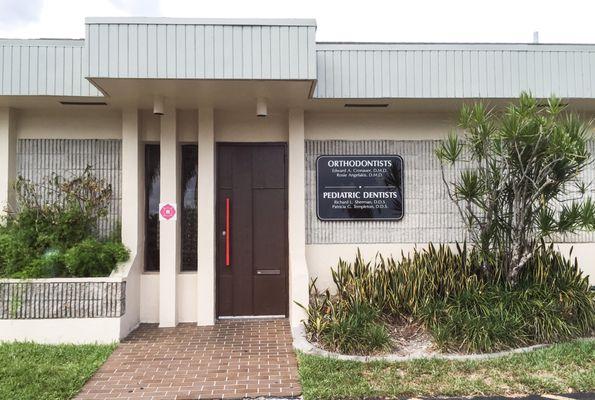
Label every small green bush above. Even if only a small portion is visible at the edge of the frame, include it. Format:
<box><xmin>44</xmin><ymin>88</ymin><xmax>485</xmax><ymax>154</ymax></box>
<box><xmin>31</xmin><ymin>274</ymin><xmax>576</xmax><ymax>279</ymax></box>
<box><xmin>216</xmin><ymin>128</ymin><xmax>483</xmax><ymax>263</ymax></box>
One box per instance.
<box><xmin>319</xmin><ymin>303</ymin><xmax>391</xmax><ymax>355</ymax></box>
<box><xmin>0</xmin><ymin>167</ymin><xmax>129</xmax><ymax>278</ymax></box>
<box><xmin>422</xmin><ymin>287</ymin><xmax>541</xmax><ymax>353</ymax></box>
<box><xmin>64</xmin><ymin>239</ymin><xmax>129</xmax><ymax>277</ymax></box>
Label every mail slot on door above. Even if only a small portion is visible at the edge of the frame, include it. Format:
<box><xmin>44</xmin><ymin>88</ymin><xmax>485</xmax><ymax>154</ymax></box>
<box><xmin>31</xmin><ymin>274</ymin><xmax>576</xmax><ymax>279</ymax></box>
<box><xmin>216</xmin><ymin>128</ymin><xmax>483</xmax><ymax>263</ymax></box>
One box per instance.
<box><xmin>256</xmin><ymin>270</ymin><xmax>281</xmax><ymax>275</ymax></box>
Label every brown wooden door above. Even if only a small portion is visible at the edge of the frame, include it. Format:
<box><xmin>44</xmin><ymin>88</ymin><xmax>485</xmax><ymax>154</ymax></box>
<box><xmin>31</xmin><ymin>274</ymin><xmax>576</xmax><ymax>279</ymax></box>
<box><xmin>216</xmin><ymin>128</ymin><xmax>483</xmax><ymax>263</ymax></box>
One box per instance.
<box><xmin>216</xmin><ymin>143</ymin><xmax>288</xmax><ymax>317</ymax></box>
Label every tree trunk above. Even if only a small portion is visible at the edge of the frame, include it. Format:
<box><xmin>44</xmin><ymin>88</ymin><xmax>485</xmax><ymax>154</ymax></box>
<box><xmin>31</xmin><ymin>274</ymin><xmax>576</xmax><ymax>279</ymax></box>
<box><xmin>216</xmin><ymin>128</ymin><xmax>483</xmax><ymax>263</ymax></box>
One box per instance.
<box><xmin>508</xmin><ymin>245</ymin><xmax>532</xmax><ymax>284</ymax></box>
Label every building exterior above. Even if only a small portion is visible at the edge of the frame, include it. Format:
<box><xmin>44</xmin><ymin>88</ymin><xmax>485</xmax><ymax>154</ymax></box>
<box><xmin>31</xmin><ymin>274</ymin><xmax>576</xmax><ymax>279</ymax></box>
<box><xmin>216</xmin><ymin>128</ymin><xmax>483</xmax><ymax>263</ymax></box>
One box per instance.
<box><xmin>1</xmin><ymin>17</ymin><xmax>595</xmax><ymax>342</ymax></box>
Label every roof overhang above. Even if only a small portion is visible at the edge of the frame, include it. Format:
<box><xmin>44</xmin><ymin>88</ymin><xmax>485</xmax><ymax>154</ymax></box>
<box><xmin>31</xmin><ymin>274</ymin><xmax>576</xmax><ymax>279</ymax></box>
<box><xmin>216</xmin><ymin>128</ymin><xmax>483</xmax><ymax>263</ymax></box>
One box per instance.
<box><xmin>87</xmin><ymin>78</ymin><xmax>314</xmax><ymax>111</ymax></box>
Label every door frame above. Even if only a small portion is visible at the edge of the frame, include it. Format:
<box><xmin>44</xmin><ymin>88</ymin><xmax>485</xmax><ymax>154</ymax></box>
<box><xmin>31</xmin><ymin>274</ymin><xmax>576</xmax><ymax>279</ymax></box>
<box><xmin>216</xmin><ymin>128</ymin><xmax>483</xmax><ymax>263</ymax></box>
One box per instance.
<box><xmin>215</xmin><ymin>141</ymin><xmax>289</xmax><ymax>318</ymax></box>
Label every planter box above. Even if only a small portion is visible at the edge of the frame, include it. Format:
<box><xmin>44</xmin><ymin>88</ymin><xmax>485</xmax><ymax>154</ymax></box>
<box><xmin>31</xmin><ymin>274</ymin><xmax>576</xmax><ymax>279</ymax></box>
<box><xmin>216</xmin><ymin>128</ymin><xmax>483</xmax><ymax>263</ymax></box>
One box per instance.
<box><xmin>0</xmin><ymin>279</ymin><xmax>125</xmax><ymax>319</ymax></box>
<box><xmin>0</xmin><ymin>277</ymin><xmax>130</xmax><ymax>344</ymax></box>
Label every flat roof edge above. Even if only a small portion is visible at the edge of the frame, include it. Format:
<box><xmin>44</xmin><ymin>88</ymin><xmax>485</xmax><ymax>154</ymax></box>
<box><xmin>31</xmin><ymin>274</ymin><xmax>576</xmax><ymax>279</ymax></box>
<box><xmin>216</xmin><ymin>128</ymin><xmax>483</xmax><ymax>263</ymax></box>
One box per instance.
<box><xmin>316</xmin><ymin>42</ymin><xmax>595</xmax><ymax>51</ymax></box>
<box><xmin>85</xmin><ymin>17</ymin><xmax>317</xmax><ymax>27</ymax></box>
<box><xmin>0</xmin><ymin>38</ymin><xmax>85</xmax><ymax>46</ymax></box>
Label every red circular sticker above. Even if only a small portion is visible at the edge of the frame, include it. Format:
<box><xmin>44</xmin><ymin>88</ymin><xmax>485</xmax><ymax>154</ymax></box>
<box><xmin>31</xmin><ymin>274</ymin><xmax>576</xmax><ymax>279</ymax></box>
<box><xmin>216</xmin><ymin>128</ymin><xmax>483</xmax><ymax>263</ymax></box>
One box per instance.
<box><xmin>160</xmin><ymin>204</ymin><xmax>176</xmax><ymax>220</ymax></box>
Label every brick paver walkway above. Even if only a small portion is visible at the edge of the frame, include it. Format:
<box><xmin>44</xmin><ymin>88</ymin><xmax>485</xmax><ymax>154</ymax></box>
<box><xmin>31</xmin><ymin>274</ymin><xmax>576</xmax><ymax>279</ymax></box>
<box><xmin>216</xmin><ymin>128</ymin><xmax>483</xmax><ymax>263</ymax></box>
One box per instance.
<box><xmin>76</xmin><ymin>319</ymin><xmax>301</xmax><ymax>400</ymax></box>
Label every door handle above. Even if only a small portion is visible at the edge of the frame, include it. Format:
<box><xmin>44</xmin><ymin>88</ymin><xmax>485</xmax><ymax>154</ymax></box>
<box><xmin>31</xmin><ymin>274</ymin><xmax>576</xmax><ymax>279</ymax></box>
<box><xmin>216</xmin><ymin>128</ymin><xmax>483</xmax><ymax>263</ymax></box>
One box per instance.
<box><xmin>256</xmin><ymin>269</ymin><xmax>281</xmax><ymax>275</ymax></box>
<box><xmin>225</xmin><ymin>197</ymin><xmax>231</xmax><ymax>267</ymax></box>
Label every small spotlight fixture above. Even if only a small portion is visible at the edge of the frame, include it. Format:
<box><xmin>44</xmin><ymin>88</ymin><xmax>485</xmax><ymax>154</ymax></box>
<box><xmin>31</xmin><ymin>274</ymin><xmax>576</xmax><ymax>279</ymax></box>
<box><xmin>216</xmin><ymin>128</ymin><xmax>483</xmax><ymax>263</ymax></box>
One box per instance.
<box><xmin>256</xmin><ymin>97</ymin><xmax>268</xmax><ymax>117</ymax></box>
<box><xmin>153</xmin><ymin>95</ymin><xmax>165</xmax><ymax>115</ymax></box>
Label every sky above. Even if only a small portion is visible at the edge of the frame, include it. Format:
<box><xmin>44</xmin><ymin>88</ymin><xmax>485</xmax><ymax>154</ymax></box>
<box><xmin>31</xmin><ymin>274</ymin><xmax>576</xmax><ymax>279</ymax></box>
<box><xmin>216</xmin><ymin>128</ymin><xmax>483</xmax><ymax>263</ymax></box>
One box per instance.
<box><xmin>0</xmin><ymin>0</ymin><xmax>594</xmax><ymax>44</ymax></box>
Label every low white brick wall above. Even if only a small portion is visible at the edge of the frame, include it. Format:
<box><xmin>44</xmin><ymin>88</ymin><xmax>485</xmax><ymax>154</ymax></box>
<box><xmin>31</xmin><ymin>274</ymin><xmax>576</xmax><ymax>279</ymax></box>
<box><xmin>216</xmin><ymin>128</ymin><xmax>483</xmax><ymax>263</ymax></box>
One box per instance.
<box><xmin>0</xmin><ymin>318</ymin><xmax>122</xmax><ymax>344</ymax></box>
<box><xmin>0</xmin><ymin>277</ymin><xmax>131</xmax><ymax>344</ymax></box>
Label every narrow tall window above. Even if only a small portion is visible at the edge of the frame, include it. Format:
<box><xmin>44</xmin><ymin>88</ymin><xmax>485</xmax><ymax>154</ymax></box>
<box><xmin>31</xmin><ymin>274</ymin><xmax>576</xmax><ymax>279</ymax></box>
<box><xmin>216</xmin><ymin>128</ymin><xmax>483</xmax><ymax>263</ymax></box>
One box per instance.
<box><xmin>181</xmin><ymin>145</ymin><xmax>198</xmax><ymax>271</ymax></box>
<box><xmin>145</xmin><ymin>144</ymin><xmax>160</xmax><ymax>271</ymax></box>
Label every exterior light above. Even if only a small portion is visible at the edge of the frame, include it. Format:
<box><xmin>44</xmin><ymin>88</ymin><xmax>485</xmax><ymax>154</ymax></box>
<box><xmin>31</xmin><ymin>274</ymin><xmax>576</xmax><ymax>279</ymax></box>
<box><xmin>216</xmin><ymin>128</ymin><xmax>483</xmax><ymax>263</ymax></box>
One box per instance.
<box><xmin>256</xmin><ymin>97</ymin><xmax>267</xmax><ymax>117</ymax></box>
<box><xmin>153</xmin><ymin>96</ymin><xmax>164</xmax><ymax>115</ymax></box>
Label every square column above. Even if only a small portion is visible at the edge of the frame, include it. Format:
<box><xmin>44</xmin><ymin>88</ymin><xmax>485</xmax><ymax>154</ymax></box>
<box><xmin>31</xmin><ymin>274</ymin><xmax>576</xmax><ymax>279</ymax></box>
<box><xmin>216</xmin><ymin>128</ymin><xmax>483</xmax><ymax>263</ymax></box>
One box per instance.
<box><xmin>119</xmin><ymin>108</ymin><xmax>142</xmax><ymax>332</ymax></box>
<box><xmin>121</xmin><ymin>108</ymin><xmax>142</xmax><ymax>256</ymax></box>
<box><xmin>159</xmin><ymin>105</ymin><xmax>179</xmax><ymax>327</ymax></box>
<box><xmin>0</xmin><ymin>108</ymin><xmax>16</xmax><ymax>214</ymax></box>
<box><xmin>196</xmin><ymin>108</ymin><xmax>216</xmax><ymax>326</ymax></box>
<box><xmin>288</xmin><ymin>108</ymin><xmax>310</xmax><ymax>327</ymax></box>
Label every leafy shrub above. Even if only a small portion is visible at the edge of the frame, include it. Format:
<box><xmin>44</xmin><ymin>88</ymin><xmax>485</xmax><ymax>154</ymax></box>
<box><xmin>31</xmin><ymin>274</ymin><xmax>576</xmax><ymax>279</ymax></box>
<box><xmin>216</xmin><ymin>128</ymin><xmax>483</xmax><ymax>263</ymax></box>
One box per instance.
<box><xmin>64</xmin><ymin>239</ymin><xmax>129</xmax><ymax>277</ymax></box>
<box><xmin>301</xmin><ymin>244</ymin><xmax>595</xmax><ymax>354</ymax></box>
<box><xmin>422</xmin><ymin>279</ymin><xmax>594</xmax><ymax>353</ymax></box>
<box><xmin>301</xmin><ymin>281</ymin><xmax>391</xmax><ymax>355</ymax></box>
<box><xmin>319</xmin><ymin>303</ymin><xmax>391</xmax><ymax>355</ymax></box>
<box><xmin>0</xmin><ymin>167</ymin><xmax>128</xmax><ymax>278</ymax></box>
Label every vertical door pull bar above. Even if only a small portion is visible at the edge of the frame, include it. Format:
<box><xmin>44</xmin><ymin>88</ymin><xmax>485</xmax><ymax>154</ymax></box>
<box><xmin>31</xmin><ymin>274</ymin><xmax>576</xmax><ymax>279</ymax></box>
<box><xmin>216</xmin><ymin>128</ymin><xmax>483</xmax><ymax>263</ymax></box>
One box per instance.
<box><xmin>225</xmin><ymin>198</ymin><xmax>231</xmax><ymax>266</ymax></box>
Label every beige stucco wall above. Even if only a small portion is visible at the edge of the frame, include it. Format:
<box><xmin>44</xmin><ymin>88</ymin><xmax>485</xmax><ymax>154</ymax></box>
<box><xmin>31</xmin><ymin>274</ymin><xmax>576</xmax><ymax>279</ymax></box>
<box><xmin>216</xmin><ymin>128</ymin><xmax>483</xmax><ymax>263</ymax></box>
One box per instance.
<box><xmin>140</xmin><ymin>110</ymin><xmax>161</xmax><ymax>142</ymax></box>
<box><xmin>555</xmin><ymin>244</ymin><xmax>595</xmax><ymax>285</ymax></box>
<box><xmin>178</xmin><ymin>273</ymin><xmax>198</xmax><ymax>322</ymax></box>
<box><xmin>140</xmin><ymin>274</ymin><xmax>159</xmax><ymax>322</ymax></box>
<box><xmin>215</xmin><ymin>110</ymin><xmax>288</xmax><ymax>142</ymax></box>
<box><xmin>304</xmin><ymin>110</ymin><xmax>595</xmax><ymax>288</ymax></box>
<box><xmin>139</xmin><ymin>274</ymin><xmax>198</xmax><ymax>323</ymax></box>
<box><xmin>15</xmin><ymin>108</ymin><xmax>122</xmax><ymax>139</ymax></box>
<box><xmin>142</xmin><ymin>109</ymin><xmax>289</xmax><ymax>143</ymax></box>
<box><xmin>305</xmin><ymin>110</ymin><xmax>456</xmax><ymax>141</ymax></box>
<box><xmin>306</xmin><ymin>243</ymin><xmax>595</xmax><ymax>291</ymax></box>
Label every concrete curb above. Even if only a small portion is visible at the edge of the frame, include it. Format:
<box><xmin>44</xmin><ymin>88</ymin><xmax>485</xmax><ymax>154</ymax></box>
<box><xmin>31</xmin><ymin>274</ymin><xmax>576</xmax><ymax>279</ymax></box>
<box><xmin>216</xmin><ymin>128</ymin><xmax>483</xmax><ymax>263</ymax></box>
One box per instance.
<box><xmin>292</xmin><ymin>325</ymin><xmax>556</xmax><ymax>362</ymax></box>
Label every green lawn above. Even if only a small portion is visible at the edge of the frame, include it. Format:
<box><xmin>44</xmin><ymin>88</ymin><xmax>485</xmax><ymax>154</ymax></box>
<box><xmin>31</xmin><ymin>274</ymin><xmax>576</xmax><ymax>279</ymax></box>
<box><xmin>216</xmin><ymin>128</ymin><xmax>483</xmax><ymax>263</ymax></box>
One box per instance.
<box><xmin>0</xmin><ymin>342</ymin><xmax>116</xmax><ymax>400</ymax></box>
<box><xmin>298</xmin><ymin>339</ymin><xmax>595</xmax><ymax>399</ymax></box>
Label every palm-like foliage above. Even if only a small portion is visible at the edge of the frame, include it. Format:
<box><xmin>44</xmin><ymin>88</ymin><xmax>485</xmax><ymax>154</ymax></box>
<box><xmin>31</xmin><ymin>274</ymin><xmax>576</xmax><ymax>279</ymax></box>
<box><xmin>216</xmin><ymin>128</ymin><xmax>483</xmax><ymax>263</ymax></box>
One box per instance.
<box><xmin>436</xmin><ymin>93</ymin><xmax>595</xmax><ymax>283</ymax></box>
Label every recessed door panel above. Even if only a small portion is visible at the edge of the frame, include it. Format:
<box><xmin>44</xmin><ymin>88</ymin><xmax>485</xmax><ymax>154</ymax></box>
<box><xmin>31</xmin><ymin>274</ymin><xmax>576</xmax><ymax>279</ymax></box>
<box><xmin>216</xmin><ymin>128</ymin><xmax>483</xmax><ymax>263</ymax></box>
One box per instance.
<box><xmin>253</xmin><ymin>188</ymin><xmax>287</xmax><ymax>315</ymax></box>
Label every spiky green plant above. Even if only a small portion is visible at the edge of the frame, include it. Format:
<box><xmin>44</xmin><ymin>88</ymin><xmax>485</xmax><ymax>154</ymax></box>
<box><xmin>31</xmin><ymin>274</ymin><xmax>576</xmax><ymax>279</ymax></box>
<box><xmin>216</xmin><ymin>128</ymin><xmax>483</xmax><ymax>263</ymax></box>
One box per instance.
<box><xmin>300</xmin><ymin>244</ymin><xmax>595</xmax><ymax>354</ymax></box>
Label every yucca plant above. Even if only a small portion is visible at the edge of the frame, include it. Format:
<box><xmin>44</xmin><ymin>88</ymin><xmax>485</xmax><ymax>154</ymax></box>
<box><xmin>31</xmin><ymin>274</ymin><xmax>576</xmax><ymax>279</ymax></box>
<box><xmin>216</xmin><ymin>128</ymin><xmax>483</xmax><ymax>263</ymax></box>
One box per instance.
<box><xmin>298</xmin><ymin>279</ymin><xmax>335</xmax><ymax>342</ymax></box>
<box><xmin>420</xmin><ymin>245</ymin><xmax>594</xmax><ymax>353</ymax></box>
<box><xmin>300</xmin><ymin>244</ymin><xmax>595</xmax><ymax>354</ymax></box>
<box><xmin>436</xmin><ymin>93</ymin><xmax>595</xmax><ymax>284</ymax></box>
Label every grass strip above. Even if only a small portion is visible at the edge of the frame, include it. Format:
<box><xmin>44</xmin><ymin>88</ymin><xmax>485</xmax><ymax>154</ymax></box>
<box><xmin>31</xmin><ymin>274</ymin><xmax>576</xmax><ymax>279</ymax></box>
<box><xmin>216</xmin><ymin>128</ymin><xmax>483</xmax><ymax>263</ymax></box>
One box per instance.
<box><xmin>298</xmin><ymin>338</ymin><xmax>595</xmax><ymax>399</ymax></box>
<box><xmin>0</xmin><ymin>341</ymin><xmax>116</xmax><ymax>400</ymax></box>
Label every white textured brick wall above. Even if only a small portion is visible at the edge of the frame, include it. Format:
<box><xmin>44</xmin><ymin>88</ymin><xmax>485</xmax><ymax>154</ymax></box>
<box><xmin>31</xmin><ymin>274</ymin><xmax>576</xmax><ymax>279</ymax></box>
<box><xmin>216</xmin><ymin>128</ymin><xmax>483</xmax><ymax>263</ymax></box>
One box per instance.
<box><xmin>16</xmin><ymin>139</ymin><xmax>122</xmax><ymax>237</ymax></box>
<box><xmin>305</xmin><ymin>139</ymin><xmax>595</xmax><ymax>244</ymax></box>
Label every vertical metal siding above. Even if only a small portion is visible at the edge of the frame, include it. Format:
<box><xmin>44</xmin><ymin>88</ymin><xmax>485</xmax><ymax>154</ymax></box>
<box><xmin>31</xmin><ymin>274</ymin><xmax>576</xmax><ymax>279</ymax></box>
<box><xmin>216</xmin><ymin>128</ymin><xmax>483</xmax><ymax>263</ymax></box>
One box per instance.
<box><xmin>16</xmin><ymin>139</ymin><xmax>122</xmax><ymax>237</ymax></box>
<box><xmin>0</xmin><ymin>40</ymin><xmax>100</xmax><ymax>97</ymax></box>
<box><xmin>305</xmin><ymin>140</ymin><xmax>595</xmax><ymax>244</ymax></box>
<box><xmin>86</xmin><ymin>22</ymin><xmax>317</xmax><ymax>80</ymax></box>
<box><xmin>314</xmin><ymin>45</ymin><xmax>595</xmax><ymax>99</ymax></box>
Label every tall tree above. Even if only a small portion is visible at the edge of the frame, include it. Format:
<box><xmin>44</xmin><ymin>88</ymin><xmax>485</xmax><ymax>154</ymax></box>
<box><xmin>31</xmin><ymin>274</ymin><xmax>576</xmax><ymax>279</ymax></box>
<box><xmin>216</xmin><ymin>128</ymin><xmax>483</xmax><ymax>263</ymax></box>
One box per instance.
<box><xmin>436</xmin><ymin>93</ymin><xmax>595</xmax><ymax>283</ymax></box>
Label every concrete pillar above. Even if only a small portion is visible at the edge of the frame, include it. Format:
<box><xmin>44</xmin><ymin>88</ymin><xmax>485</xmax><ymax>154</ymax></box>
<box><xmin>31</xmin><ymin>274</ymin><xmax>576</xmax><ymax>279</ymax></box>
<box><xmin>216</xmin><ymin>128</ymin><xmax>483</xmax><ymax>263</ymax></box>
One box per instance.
<box><xmin>196</xmin><ymin>108</ymin><xmax>216</xmax><ymax>326</ymax></box>
<box><xmin>0</xmin><ymin>108</ymin><xmax>16</xmax><ymax>214</ymax></box>
<box><xmin>288</xmin><ymin>108</ymin><xmax>310</xmax><ymax>327</ymax></box>
<box><xmin>159</xmin><ymin>105</ymin><xmax>179</xmax><ymax>327</ymax></box>
<box><xmin>119</xmin><ymin>108</ymin><xmax>142</xmax><ymax>334</ymax></box>
<box><xmin>121</xmin><ymin>108</ymin><xmax>142</xmax><ymax>255</ymax></box>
